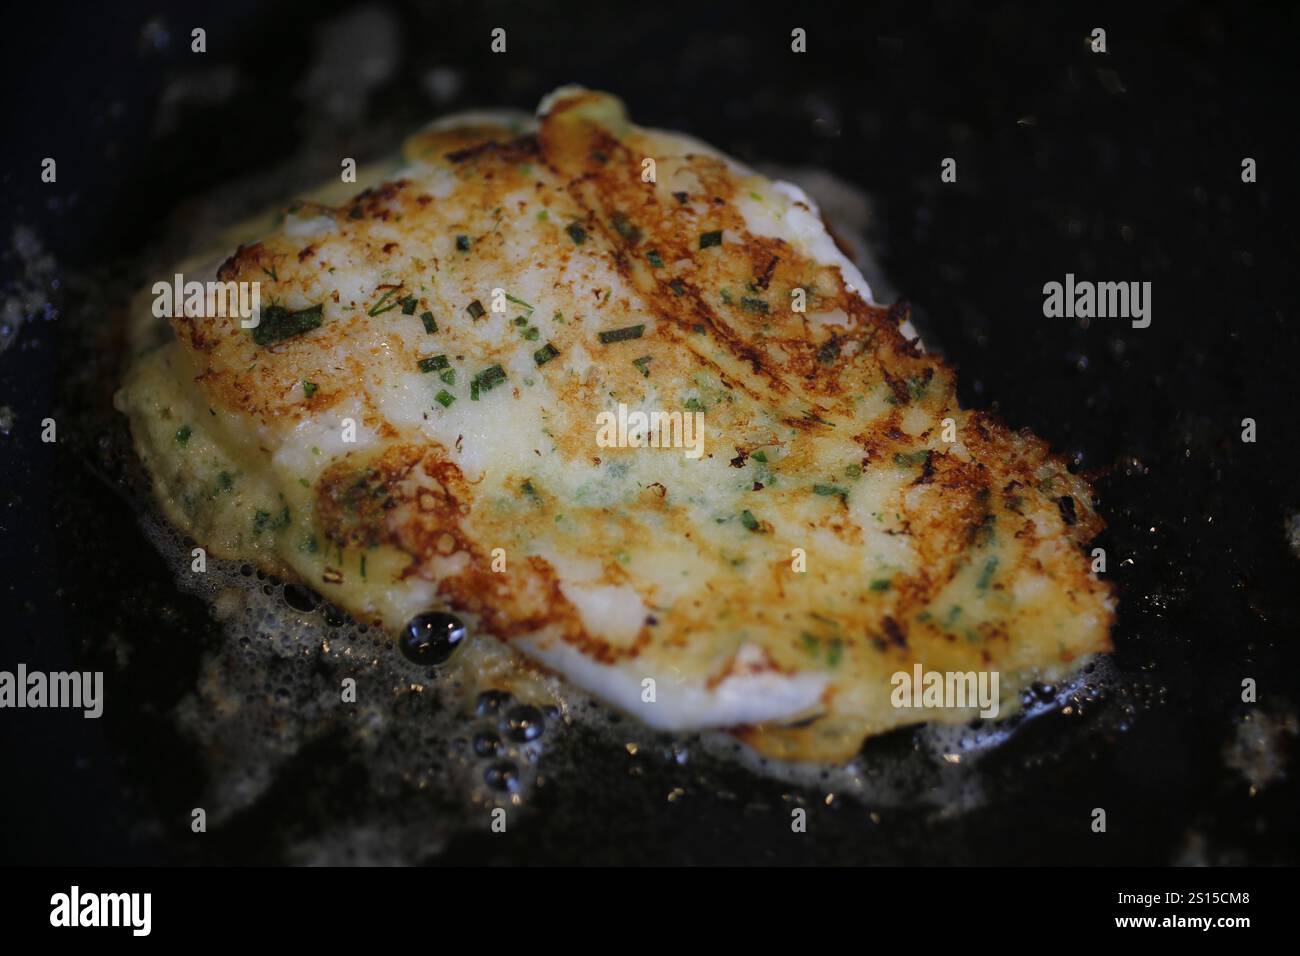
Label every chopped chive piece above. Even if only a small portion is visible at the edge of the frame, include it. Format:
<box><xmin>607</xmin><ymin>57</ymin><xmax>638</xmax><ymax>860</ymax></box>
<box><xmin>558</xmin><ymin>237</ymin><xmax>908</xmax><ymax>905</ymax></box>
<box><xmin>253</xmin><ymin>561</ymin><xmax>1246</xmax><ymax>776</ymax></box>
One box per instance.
<box><xmin>699</xmin><ymin>230</ymin><xmax>723</xmax><ymax>249</ymax></box>
<box><xmin>512</xmin><ymin>315</ymin><xmax>527</xmax><ymax>326</ymax></box>
<box><xmin>175</xmin><ymin>424</ymin><xmax>192</xmax><ymax>445</ymax></box>
<box><xmin>505</xmin><ymin>293</ymin><xmax>534</xmax><ymax>311</ymax></box>
<box><xmin>976</xmin><ymin>557</ymin><xmax>999</xmax><ymax>590</ymax></box>
<box><xmin>456</xmin><ymin>234</ymin><xmax>470</xmax><ymax>251</ymax></box>
<box><xmin>826</xmin><ymin>638</ymin><xmax>844</xmax><ymax>667</ymax></box>
<box><xmin>817</xmin><ymin>338</ymin><xmax>841</xmax><ymax>365</ymax></box>
<box><xmin>740</xmin><ymin>509</ymin><xmax>760</xmax><ymax>532</ymax></box>
<box><xmin>435</xmin><ymin>389</ymin><xmax>456</xmax><ymax>407</ymax></box>
<box><xmin>253</xmin><ymin>303</ymin><xmax>324</xmax><ymax>345</ymax></box>
<box><xmin>750</xmin><ymin>450</ymin><xmax>767</xmax><ymax>463</ymax></box>
<box><xmin>739</xmin><ymin>296</ymin><xmax>769</xmax><ymax>314</ymax></box>
<box><xmin>367</xmin><ymin>289</ymin><xmax>400</xmax><ymax>316</ymax></box>
<box><xmin>466</xmin><ymin>299</ymin><xmax>486</xmax><ymax>319</ymax></box>
<box><xmin>418</xmin><ymin>354</ymin><xmax>450</xmax><ymax>373</ymax></box>
<box><xmin>302</xmin><ymin>380</ymin><xmax>318</xmax><ymax>398</ymax></box>
<box><xmin>470</xmin><ymin>364</ymin><xmax>507</xmax><ymax>400</ymax></box>
<box><xmin>400</xmin><ymin>296</ymin><xmax>418</xmax><ymax>315</ymax></box>
<box><xmin>566</xmin><ymin>222</ymin><xmax>587</xmax><ymax>244</ymax></box>
<box><xmin>673</xmin><ymin>191</ymin><xmax>689</xmax><ymax>204</ymax></box>
<box><xmin>869</xmin><ymin>578</ymin><xmax>892</xmax><ymax>591</ymax></box>
<box><xmin>720</xmin><ymin>288</ymin><xmax>733</xmax><ymax>305</ymax></box>
<box><xmin>553</xmin><ymin>310</ymin><xmax>565</xmax><ymax>323</ymax></box>
<box><xmin>610</xmin><ymin>212</ymin><xmax>642</xmax><ymax>244</ymax></box>
<box><xmin>253</xmin><ymin>505</ymin><xmax>291</xmax><ymax>534</ymax></box>
<box><xmin>669</xmin><ymin>278</ymin><xmax>687</xmax><ymax>296</ymax></box>
<box><xmin>844</xmin><ymin>463</ymin><xmax>862</xmax><ymax>478</ymax></box>
<box><xmin>439</xmin><ymin>368</ymin><xmax>456</xmax><ymax>385</ymax></box>
<box><xmin>521</xmin><ymin>479</ymin><xmax>538</xmax><ymax>498</ymax></box>
<box><xmin>893</xmin><ymin>450</ymin><xmax>930</xmax><ymax>467</ymax></box>
<box><xmin>632</xmin><ymin>355</ymin><xmax>652</xmax><ymax>377</ymax></box>
<box><xmin>349</xmin><ymin>206</ymin><xmax>363</xmax><ymax>219</ymax></box>
<box><xmin>813</xmin><ymin>483</ymin><xmax>849</xmax><ymax>497</ymax></box>
<box><xmin>646</xmin><ymin>250</ymin><xmax>664</xmax><ymax>269</ymax></box>
<box><xmin>684</xmin><ymin>397</ymin><xmax>704</xmax><ymax>412</ymax></box>
<box><xmin>420</xmin><ymin>311</ymin><xmax>438</xmax><ymax>333</ymax></box>
<box><xmin>598</xmin><ymin>324</ymin><xmax>645</xmax><ymax>344</ymax></box>
<box><xmin>522</xmin><ymin>326</ymin><xmax>540</xmax><ymax>341</ymax></box>
<box><xmin>536</xmin><ymin>209</ymin><xmax>549</xmax><ymax>221</ymax></box>
<box><xmin>534</xmin><ymin>342</ymin><xmax>560</xmax><ymax>365</ymax></box>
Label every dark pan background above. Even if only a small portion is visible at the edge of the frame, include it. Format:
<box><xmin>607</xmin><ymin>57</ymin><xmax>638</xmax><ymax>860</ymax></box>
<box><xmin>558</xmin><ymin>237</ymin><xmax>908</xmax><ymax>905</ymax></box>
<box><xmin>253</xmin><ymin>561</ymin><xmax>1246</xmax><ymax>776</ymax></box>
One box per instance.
<box><xmin>2</xmin><ymin>0</ymin><xmax>1299</xmax><ymax>864</ymax></box>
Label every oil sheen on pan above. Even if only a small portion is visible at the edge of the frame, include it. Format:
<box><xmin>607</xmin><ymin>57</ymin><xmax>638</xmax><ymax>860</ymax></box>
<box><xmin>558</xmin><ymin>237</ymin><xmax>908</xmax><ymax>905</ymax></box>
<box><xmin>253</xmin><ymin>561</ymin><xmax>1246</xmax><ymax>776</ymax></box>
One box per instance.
<box><xmin>115</xmin><ymin>87</ymin><xmax>1114</xmax><ymax>763</ymax></box>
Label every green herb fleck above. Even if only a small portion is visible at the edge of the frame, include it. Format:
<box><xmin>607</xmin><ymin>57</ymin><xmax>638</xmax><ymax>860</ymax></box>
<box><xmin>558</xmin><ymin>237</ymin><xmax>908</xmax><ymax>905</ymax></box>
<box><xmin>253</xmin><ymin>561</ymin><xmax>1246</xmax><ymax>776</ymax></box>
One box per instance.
<box><xmin>976</xmin><ymin>557</ymin><xmax>999</xmax><ymax>590</ymax></box>
<box><xmin>418</xmin><ymin>354</ymin><xmax>450</xmax><ymax>373</ymax></box>
<box><xmin>470</xmin><ymin>364</ymin><xmax>507</xmax><ymax>400</ymax></box>
<box><xmin>869</xmin><ymin>578</ymin><xmax>892</xmax><ymax>592</ymax></box>
<box><xmin>420</xmin><ymin>311</ymin><xmax>438</xmax><ymax>333</ymax></box>
<box><xmin>253</xmin><ymin>505</ymin><xmax>291</xmax><ymax>534</ymax></box>
<box><xmin>739</xmin><ymin>296</ymin><xmax>769</xmax><ymax>315</ymax></box>
<box><xmin>699</xmin><ymin>230</ymin><xmax>723</xmax><ymax>249</ymax></box>
<box><xmin>740</xmin><ymin>509</ymin><xmax>761</xmax><ymax>532</ymax></box>
<box><xmin>893</xmin><ymin>450</ymin><xmax>931</xmax><ymax>468</ymax></box>
<box><xmin>646</xmin><ymin>250</ymin><xmax>664</xmax><ymax>269</ymax></box>
<box><xmin>253</xmin><ymin>303</ymin><xmax>324</xmax><ymax>346</ymax></box>
<box><xmin>610</xmin><ymin>212</ymin><xmax>641</xmax><ymax>244</ymax></box>
<box><xmin>175</xmin><ymin>424</ymin><xmax>192</xmax><ymax>445</ymax></box>
<box><xmin>534</xmin><ymin>342</ymin><xmax>561</xmax><ymax>365</ymax></box>
<box><xmin>566</xmin><ymin>222</ymin><xmax>587</xmax><ymax>245</ymax></box>
<box><xmin>435</xmin><ymin>389</ymin><xmax>456</xmax><ymax>408</ymax></box>
<box><xmin>367</xmin><ymin>290</ymin><xmax>400</xmax><ymax>317</ymax></box>
<box><xmin>466</xmin><ymin>299</ymin><xmax>486</xmax><ymax>320</ymax></box>
<box><xmin>456</xmin><ymin>234</ymin><xmax>470</xmax><ymax>251</ymax></box>
<box><xmin>598</xmin><ymin>324</ymin><xmax>645</xmax><ymax>345</ymax></box>
<box><xmin>632</xmin><ymin>355</ymin><xmax>652</xmax><ymax>377</ymax></box>
<box><xmin>826</xmin><ymin>638</ymin><xmax>844</xmax><ymax>668</ymax></box>
<box><xmin>302</xmin><ymin>380</ymin><xmax>318</xmax><ymax>398</ymax></box>
<box><xmin>400</xmin><ymin>296</ymin><xmax>418</xmax><ymax>315</ymax></box>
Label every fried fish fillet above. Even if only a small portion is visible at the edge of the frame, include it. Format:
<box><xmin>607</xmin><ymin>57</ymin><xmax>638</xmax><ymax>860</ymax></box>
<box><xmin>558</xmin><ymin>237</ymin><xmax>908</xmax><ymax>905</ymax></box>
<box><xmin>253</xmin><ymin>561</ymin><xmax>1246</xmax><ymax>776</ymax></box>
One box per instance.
<box><xmin>117</xmin><ymin>88</ymin><xmax>1113</xmax><ymax>762</ymax></box>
